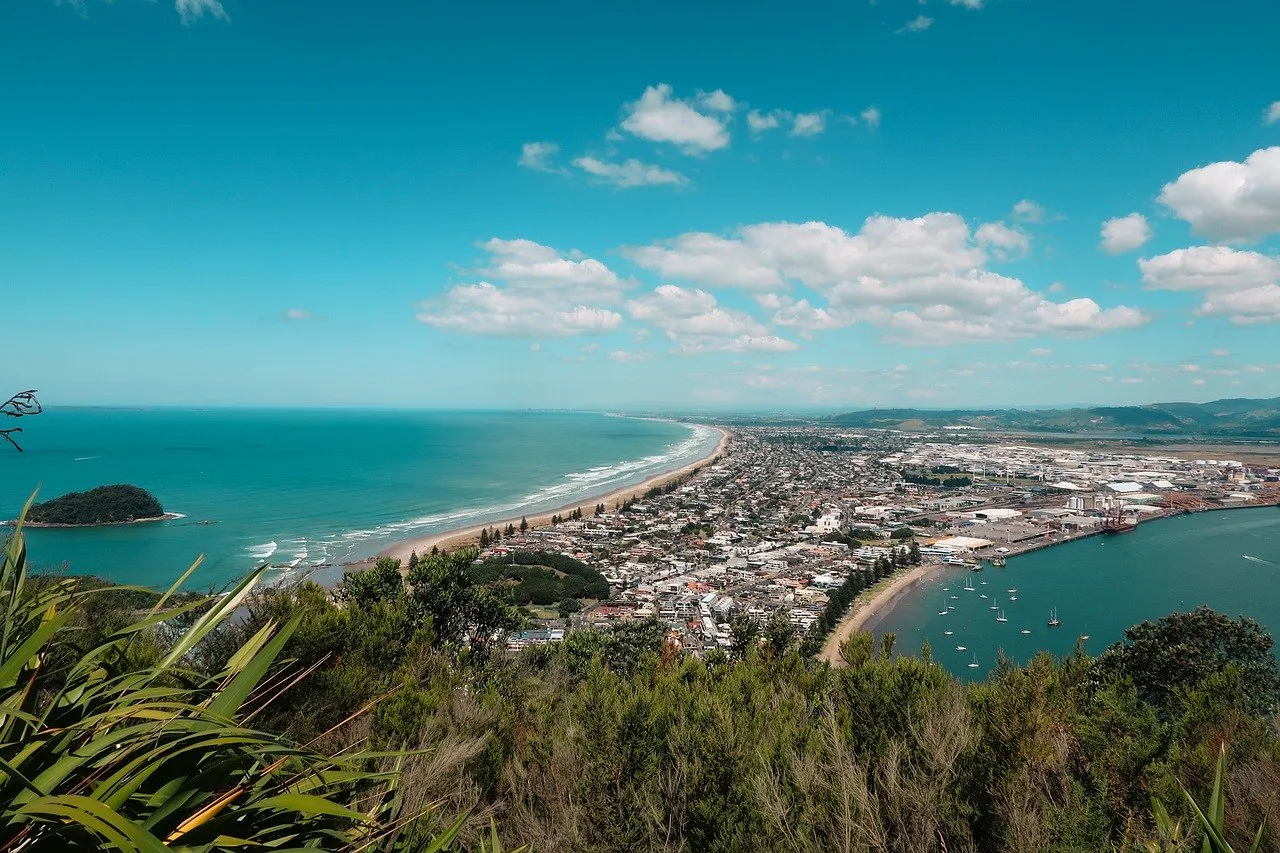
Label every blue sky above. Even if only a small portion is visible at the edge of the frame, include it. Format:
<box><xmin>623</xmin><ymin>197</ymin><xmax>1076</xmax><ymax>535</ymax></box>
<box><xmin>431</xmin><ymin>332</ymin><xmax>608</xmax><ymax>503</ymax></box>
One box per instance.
<box><xmin>3</xmin><ymin>0</ymin><xmax>1280</xmax><ymax>411</ymax></box>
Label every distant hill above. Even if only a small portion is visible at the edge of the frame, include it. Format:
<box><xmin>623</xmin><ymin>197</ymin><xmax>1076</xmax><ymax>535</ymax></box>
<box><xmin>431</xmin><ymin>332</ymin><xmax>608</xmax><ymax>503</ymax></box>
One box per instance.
<box><xmin>827</xmin><ymin>397</ymin><xmax>1280</xmax><ymax>438</ymax></box>
<box><xmin>25</xmin><ymin>485</ymin><xmax>166</xmax><ymax>526</ymax></box>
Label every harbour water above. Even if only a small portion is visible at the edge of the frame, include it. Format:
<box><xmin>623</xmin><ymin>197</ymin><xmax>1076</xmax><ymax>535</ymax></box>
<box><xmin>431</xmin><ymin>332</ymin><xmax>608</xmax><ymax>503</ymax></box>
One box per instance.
<box><xmin>0</xmin><ymin>409</ymin><xmax>717</xmax><ymax>590</ymax></box>
<box><xmin>874</xmin><ymin>507</ymin><xmax>1280</xmax><ymax>678</ymax></box>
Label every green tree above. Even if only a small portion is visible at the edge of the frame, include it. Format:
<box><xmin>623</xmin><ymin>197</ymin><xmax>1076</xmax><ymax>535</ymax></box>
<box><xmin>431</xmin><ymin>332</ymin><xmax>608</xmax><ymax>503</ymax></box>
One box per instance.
<box><xmin>728</xmin><ymin>613</ymin><xmax>760</xmax><ymax>660</ymax></box>
<box><xmin>479</xmin><ymin>527</ymin><xmax>490</xmax><ymax>548</ymax></box>
<box><xmin>407</xmin><ymin>548</ymin><xmax>522</xmax><ymax>654</ymax></box>
<box><xmin>520</xmin><ymin>516</ymin><xmax>528</xmax><ymax>532</ymax></box>
<box><xmin>334</xmin><ymin>556</ymin><xmax>404</xmax><ymax>610</ymax></box>
<box><xmin>1093</xmin><ymin>606</ymin><xmax>1280</xmax><ymax>716</ymax></box>
<box><xmin>909</xmin><ymin>540</ymin><xmax>922</xmax><ymax>565</ymax></box>
<box><xmin>558</xmin><ymin>597</ymin><xmax>581</xmax><ymax>619</ymax></box>
<box><xmin>406</xmin><ymin>549</ymin><xmax>419</xmax><ymax>571</ymax></box>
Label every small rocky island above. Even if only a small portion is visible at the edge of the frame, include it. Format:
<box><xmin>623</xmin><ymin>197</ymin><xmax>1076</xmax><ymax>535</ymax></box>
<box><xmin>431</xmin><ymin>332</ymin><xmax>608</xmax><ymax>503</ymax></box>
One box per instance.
<box><xmin>20</xmin><ymin>485</ymin><xmax>175</xmax><ymax>527</ymax></box>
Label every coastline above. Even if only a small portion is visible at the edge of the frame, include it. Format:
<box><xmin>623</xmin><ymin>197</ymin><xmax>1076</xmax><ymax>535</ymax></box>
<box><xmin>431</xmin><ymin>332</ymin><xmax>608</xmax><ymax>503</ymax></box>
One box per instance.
<box><xmin>818</xmin><ymin>500</ymin><xmax>1280</xmax><ymax>666</ymax></box>
<box><xmin>374</xmin><ymin>425</ymin><xmax>731</xmax><ymax>567</ymax></box>
<box><xmin>818</xmin><ymin>561</ymin><xmax>944</xmax><ymax>665</ymax></box>
<box><xmin>2</xmin><ymin>512</ymin><xmax>184</xmax><ymax>529</ymax></box>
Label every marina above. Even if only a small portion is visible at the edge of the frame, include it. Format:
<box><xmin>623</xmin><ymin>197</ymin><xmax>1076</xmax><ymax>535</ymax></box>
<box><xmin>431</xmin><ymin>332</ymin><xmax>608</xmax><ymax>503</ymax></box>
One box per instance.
<box><xmin>872</xmin><ymin>506</ymin><xmax>1280</xmax><ymax>679</ymax></box>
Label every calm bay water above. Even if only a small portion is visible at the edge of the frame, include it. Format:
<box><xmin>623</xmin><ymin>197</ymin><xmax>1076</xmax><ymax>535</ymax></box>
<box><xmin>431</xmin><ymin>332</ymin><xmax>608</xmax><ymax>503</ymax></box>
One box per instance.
<box><xmin>0</xmin><ymin>409</ymin><xmax>715</xmax><ymax>590</ymax></box>
<box><xmin>875</xmin><ymin>507</ymin><xmax>1280</xmax><ymax>679</ymax></box>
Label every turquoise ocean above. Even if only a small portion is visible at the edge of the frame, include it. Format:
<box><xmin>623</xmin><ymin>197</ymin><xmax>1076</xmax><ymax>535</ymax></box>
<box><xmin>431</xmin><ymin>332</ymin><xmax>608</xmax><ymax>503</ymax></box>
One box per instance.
<box><xmin>0</xmin><ymin>409</ymin><xmax>716</xmax><ymax>590</ymax></box>
<box><xmin>875</xmin><ymin>507</ymin><xmax>1280</xmax><ymax>678</ymax></box>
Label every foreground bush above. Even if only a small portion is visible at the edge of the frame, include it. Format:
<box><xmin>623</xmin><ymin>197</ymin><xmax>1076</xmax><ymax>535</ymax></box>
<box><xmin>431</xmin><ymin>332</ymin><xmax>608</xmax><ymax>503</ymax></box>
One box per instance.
<box><xmin>0</xmin><ymin>498</ymin><xmax>467</xmax><ymax>851</ymax></box>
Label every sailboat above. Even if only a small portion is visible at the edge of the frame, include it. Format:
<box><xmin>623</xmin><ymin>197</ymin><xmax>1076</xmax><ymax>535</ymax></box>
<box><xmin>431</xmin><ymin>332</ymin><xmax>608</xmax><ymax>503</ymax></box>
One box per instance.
<box><xmin>967</xmin><ymin>654</ymin><xmax>980</xmax><ymax>669</ymax></box>
<box><xmin>964</xmin><ymin>578</ymin><xmax>975</xmax><ymax>592</ymax></box>
<box><xmin>996</xmin><ymin>609</ymin><xmax>1008</xmax><ymax>623</ymax></box>
<box><xmin>1047</xmin><ymin>608</ymin><xmax>1061</xmax><ymax>628</ymax></box>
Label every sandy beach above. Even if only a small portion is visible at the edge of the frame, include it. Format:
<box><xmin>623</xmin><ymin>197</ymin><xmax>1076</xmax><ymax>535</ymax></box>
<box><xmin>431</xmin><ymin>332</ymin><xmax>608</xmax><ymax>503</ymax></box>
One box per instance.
<box><xmin>376</xmin><ymin>425</ymin><xmax>731</xmax><ymax>566</ymax></box>
<box><xmin>818</xmin><ymin>561</ymin><xmax>944</xmax><ymax>665</ymax></box>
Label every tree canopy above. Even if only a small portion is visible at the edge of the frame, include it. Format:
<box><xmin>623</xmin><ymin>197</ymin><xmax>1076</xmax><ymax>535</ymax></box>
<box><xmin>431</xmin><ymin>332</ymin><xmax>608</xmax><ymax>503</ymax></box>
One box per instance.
<box><xmin>26</xmin><ymin>484</ymin><xmax>164</xmax><ymax>525</ymax></box>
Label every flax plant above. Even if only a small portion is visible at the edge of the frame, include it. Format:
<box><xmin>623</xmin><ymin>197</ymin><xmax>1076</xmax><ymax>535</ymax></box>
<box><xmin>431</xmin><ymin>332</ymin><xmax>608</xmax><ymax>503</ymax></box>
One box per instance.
<box><xmin>0</xmin><ymin>495</ymin><xmax>465</xmax><ymax>851</ymax></box>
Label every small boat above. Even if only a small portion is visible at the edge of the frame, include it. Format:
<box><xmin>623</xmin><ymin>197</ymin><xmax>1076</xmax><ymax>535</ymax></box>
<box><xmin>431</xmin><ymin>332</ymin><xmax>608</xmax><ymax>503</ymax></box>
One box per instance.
<box><xmin>1081</xmin><ymin>634</ymin><xmax>1090</xmax><ymax>640</ymax></box>
<box><xmin>948</xmin><ymin>604</ymin><xmax>956</xmax><ymax>610</ymax></box>
<box><xmin>996</xmin><ymin>610</ymin><xmax>1008</xmax><ymax>623</ymax></box>
<box><xmin>991</xmin><ymin>557</ymin><xmax>1006</xmax><ymax>567</ymax></box>
<box><xmin>964</xmin><ymin>579</ymin><xmax>975</xmax><ymax>592</ymax></box>
<box><xmin>1007</xmin><ymin>588</ymin><xmax>1017</xmax><ymax>594</ymax></box>
<box><xmin>956</xmin><ymin>645</ymin><xmax>966</xmax><ymax>651</ymax></box>
<box><xmin>943</xmin><ymin>630</ymin><xmax>954</xmax><ymax>636</ymax></box>
<box><xmin>980</xmin><ymin>594</ymin><xmax>988</xmax><ymax>599</ymax></box>
<box><xmin>1009</xmin><ymin>595</ymin><xmax>1018</xmax><ymax>601</ymax></box>
<box><xmin>968</xmin><ymin>654</ymin><xmax>980</xmax><ymax>669</ymax></box>
<box><xmin>1047</xmin><ymin>608</ymin><xmax>1061</xmax><ymax>628</ymax></box>
<box><xmin>989</xmin><ymin>604</ymin><xmax>999</xmax><ymax>611</ymax></box>
<box><xmin>950</xmin><ymin>595</ymin><xmax>959</xmax><ymax>600</ymax></box>
<box><xmin>980</xmin><ymin>580</ymin><xmax>988</xmax><ymax>586</ymax></box>
<box><xmin>1021</xmin><ymin>629</ymin><xmax>1031</xmax><ymax>635</ymax></box>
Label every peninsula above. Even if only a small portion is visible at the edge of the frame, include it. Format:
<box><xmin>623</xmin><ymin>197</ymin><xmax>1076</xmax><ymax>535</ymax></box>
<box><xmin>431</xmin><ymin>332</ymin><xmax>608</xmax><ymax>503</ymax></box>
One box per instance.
<box><xmin>14</xmin><ymin>485</ymin><xmax>179</xmax><ymax>528</ymax></box>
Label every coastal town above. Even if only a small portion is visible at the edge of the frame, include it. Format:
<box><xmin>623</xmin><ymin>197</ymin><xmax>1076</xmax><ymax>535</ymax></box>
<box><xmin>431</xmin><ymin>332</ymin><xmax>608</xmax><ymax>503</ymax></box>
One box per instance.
<box><xmin>438</xmin><ymin>427</ymin><xmax>1280</xmax><ymax>654</ymax></box>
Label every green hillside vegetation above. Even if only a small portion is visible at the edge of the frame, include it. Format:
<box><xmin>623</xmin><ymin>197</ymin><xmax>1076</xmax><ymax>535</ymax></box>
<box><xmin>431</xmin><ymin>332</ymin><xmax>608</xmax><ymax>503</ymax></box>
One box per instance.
<box><xmin>26</xmin><ymin>484</ymin><xmax>165</xmax><ymax>525</ymax></box>
<box><xmin>828</xmin><ymin>396</ymin><xmax>1280</xmax><ymax>438</ymax></box>
<box><xmin>472</xmin><ymin>549</ymin><xmax>609</xmax><ymax>604</ymax></box>
<box><xmin>7</xmin><ymin>504</ymin><xmax>1280</xmax><ymax>850</ymax></box>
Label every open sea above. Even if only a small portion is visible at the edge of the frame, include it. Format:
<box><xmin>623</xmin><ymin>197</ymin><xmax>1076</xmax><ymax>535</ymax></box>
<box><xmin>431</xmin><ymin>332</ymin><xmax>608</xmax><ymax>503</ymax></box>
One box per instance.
<box><xmin>0</xmin><ymin>409</ymin><xmax>716</xmax><ymax>590</ymax></box>
<box><xmin>874</xmin><ymin>507</ymin><xmax>1280</xmax><ymax>678</ymax></box>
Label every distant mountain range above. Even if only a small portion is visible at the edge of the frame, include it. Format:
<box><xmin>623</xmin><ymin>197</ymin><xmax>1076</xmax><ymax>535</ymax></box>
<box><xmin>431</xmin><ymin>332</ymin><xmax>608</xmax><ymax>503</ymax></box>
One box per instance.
<box><xmin>827</xmin><ymin>397</ymin><xmax>1280</xmax><ymax>438</ymax></box>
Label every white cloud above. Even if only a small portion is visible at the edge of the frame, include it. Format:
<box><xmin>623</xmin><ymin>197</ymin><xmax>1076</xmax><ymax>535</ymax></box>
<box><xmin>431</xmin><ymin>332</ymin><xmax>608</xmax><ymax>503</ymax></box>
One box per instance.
<box><xmin>625</xmin><ymin>285</ymin><xmax>799</xmax><ymax>354</ymax></box>
<box><xmin>1266</xmin><ymin>102</ymin><xmax>1280</xmax><ymax>125</ymax></box>
<box><xmin>975</xmin><ymin>221</ymin><xmax>1031</xmax><ymax>260</ymax></box>
<box><xmin>1140</xmin><ymin>245</ymin><xmax>1280</xmax><ymax>324</ymax></box>
<box><xmin>747</xmin><ymin>110</ymin><xmax>783</xmax><ymax>133</ymax></box>
<box><xmin>572</xmin><ymin>156</ymin><xmax>687</xmax><ymax>188</ymax></box>
<box><xmin>625</xmin><ymin>213</ymin><xmax>1147</xmax><ymax>344</ymax></box>
<box><xmin>758</xmin><ymin>294</ymin><xmax>854</xmax><ymax>331</ymax></box>
<box><xmin>1011</xmin><ymin>200</ymin><xmax>1045</xmax><ymax>223</ymax></box>
<box><xmin>698</xmin><ymin>89</ymin><xmax>738</xmax><ymax>113</ymax></box>
<box><xmin>897</xmin><ymin>15</ymin><xmax>934</xmax><ymax>33</ymax></box>
<box><xmin>610</xmin><ymin>350</ymin><xmax>654</xmax><ymax>362</ymax></box>
<box><xmin>620</xmin><ymin>84</ymin><xmax>730</xmax><ymax>154</ymax></box>
<box><xmin>1158</xmin><ymin>147</ymin><xmax>1280</xmax><ymax>242</ymax></box>
<box><xmin>860</xmin><ymin>106</ymin><xmax>882</xmax><ymax>128</ymax></box>
<box><xmin>519</xmin><ymin>141</ymin><xmax>560</xmax><ymax>172</ymax></box>
<box><xmin>949</xmin><ymin>0</ymin><xmax>983</xmax><ymax>7</ymax></box>
<box><xmin>417</xmin><ymin>284</ymin><xmax>623</xmax><ymax>337</ymax></box>
<box><xmin>417</xmin><ymin>239</ymin><xmax>631</xmax><ymax>337</ymax></box>
<box><xmin>530</xmin><ymin>342</ymin><xmax>542</xmax><ymax>352</ymax></box>
<box><xmin>789</xmin><ymin>112</ymin><xmax>828</xmax><ymax>138</ymax></box>
<box><xmin>1120</xmin><ymin>377</ymin><xmax>1144</xmax><ymax>384</ymax></box>
<box><xmin>1099</xmin><ymin>213</ymin><xmax>1153</xmax><ymax>254</ymax></box>
<box><xmin>1083</xmin><ymin>363</ymin><xmax>1109</xmax><ymax>372</ymax></box>
<box><xmin>175</xmin><ymin>0</ymin><xmax>228</xmax><ymax>23</ymax></box>
<box><xmin>283</xmin><ymin>308</ymin><xmax>311</xmax><ymax>321</ymax></box>
<box><xmin>1181</xmin><ymin>363</ymin><xmax>1201</xmax><ymax>373</ymax></box>
<box><xmin>1028</xmin><ymin>347</ymin><xmax>1053</xmax><ymax>357</ymax></box>
<box><xmin>1211</xmin><ymin>349</ymin><xmax>1232</xmax><ymax>357</ymax></box>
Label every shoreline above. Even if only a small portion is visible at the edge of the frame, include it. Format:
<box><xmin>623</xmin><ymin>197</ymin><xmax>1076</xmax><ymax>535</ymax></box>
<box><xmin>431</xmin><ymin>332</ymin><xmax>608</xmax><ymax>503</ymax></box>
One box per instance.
<box><xmin>819</xmin><ymin>500</ymin><xmax>1280</xmax><ymax>666</ymax></box>
<box><xmin>2</xmin><ymin>512</ymin><xmax>184</xmax><ymax>529</ymax></box>
<box><xmin>373</xmin><ymin>425</ymin><xmax>731</xmax><ymax>568</ymax></box>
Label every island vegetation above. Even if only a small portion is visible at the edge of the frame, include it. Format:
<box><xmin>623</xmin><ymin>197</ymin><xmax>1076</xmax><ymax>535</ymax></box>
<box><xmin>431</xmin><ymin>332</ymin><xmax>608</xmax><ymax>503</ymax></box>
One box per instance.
<box><xmin>25</xmin><ymin>484</ymin><xmax>166</xmax><ymax>526</ymax></box>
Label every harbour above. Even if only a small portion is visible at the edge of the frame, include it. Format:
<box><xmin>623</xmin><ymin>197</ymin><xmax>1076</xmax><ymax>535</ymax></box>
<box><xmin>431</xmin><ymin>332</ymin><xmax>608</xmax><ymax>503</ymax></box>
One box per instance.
<box><xmin>871</xmin><ymin>505</ymin><xmax>1280</xmax><ymax>679</ymax></box>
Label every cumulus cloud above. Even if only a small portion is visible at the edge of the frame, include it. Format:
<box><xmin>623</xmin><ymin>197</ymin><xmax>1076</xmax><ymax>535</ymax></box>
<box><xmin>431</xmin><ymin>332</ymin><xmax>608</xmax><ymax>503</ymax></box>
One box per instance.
<box><xmin>949</xmin><ymin>0</ymin><xmax>983</xmax><ymax>7</ymax></box>
<box><xmin>572</xmin><ymin>156</ymin><xmax>687</xmax><ymax>188</ymax></box>
<box><xmin>1266</xmin><ymin>102</ymin><xmax>1280</xmax><ymax>125</ymax></box>
<box><xmin>1011</xmin><ymin>200</ymin><xmax>1046</xmax><ymax>223</ymax></box>
<box><xmin>697</xmin><ymin>89</ymin><xmax>738</xmax><ymax>113</ymax></box>
<box><xmin>790</xmin><ymin>112</ymin><xmax>827</xmax><ymax>138</ymax></box>
<box><xmin>283</xmin><ymin>308</ymin><xmax>312</xmax><ymax>321</ymax></box>
<box><xmin>620</xmin><ymin>84</ymin><xmax>730</xmax><ymax>153</ymax></box>
<box><xmin>1028</xmin><ymin>348</ymin><xmax>1053</xmax><ymax>357</ymax></box>
<box><xmin>624</xmin><ymin>213</ymin><xmax>1147</xmax><ymax>344</ymax></box>
<box><xmin>747</xmin><ymin>109</ymin><xmax>783</xmax><ymax>134</ymax></box>
<box><xmin>897</xmin><ymin>15</ymin><xmax>934</xmax><ymax>33</ymax></box>
<box><xmin>417</xmin><ymin>239</ymin><xmax>632</xmax><ymax>337</ymax></box>
<box><xmin>1211</xmin><ymin>348</ymin><xmax>1232</xmax><ymax>357</ymax></box>
<box><xmin>1140</xmin><ymin>245</ymin><xmax>1280</xmax><ymax>324</ymax></box>
<box><xmin>975</xmin><ymin>222</ymin><xmax>1031</xmax><ymax>260</ymax></box>
<box><xmin>1158</xmin><ymin>147</ymin><xmax>1280</xmax><ymax>242</ymax></box>
<box><xmin>175</xmin><ymin>0</ymin><xmax>228</xmax><ymax>23</ymax></box>
<box><xmin>610</xmin><ymin>350</ymin><xmax>655</xmax><ymax>362</ymax></box>
<box><xmin>519</xmin><ymin>141</ymin><xmax>560</xmax><ymax>172</ymax></box>
<box><xmin>860</xmin><ymin>106</ymin><xmax>882</xmax><ymax>128</ymax></box>
<box><xmin>1099</xmin><ymin>213</ymin><xmax>1153</xmax><ymax>254</ymax></box>
<box><xmin>625</xmin><ymin>285</ymin><xmax>799</xmax><ymax>354</ymax></box>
